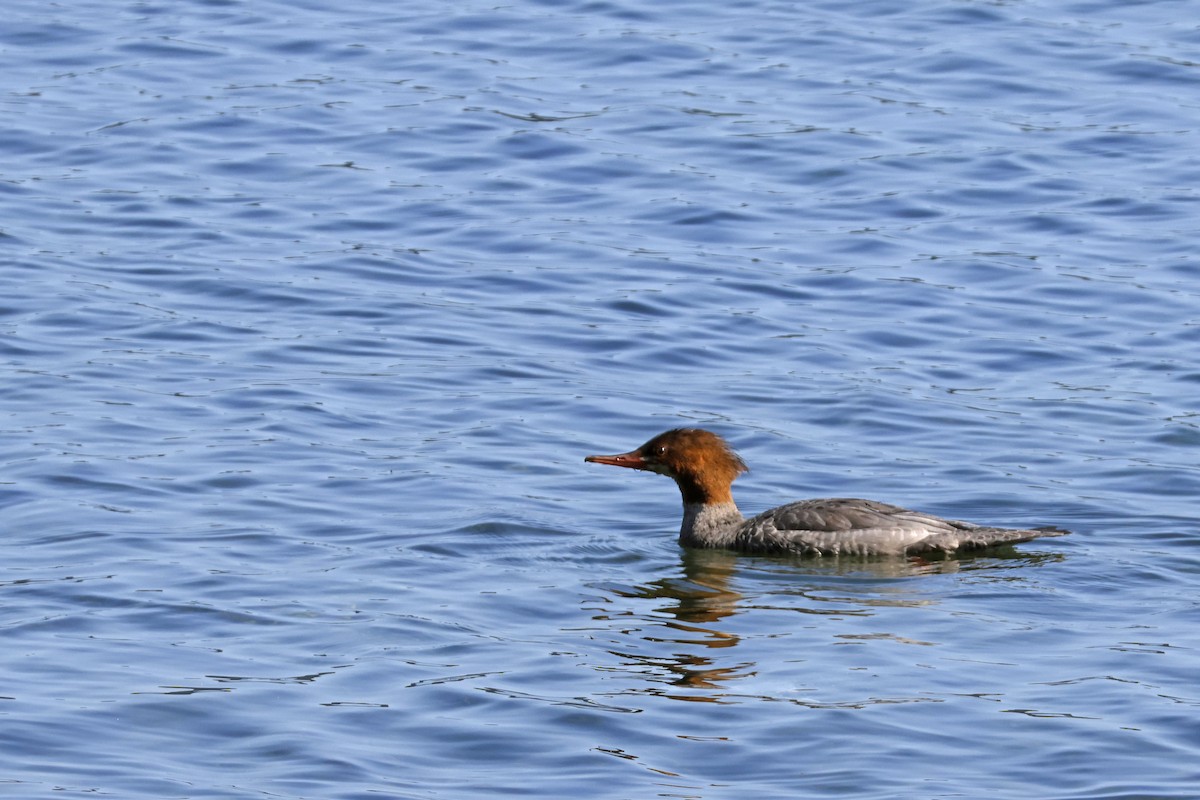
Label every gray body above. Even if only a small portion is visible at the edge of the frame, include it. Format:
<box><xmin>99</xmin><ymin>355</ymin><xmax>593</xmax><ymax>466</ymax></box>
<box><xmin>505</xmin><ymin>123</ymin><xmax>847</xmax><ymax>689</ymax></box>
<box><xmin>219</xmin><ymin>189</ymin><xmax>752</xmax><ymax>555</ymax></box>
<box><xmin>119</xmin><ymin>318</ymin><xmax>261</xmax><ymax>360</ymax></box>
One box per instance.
<box><xmin>682</xmin><ymin>497</ymin><xmax>1068</xmax><ymax>556</ymax></box>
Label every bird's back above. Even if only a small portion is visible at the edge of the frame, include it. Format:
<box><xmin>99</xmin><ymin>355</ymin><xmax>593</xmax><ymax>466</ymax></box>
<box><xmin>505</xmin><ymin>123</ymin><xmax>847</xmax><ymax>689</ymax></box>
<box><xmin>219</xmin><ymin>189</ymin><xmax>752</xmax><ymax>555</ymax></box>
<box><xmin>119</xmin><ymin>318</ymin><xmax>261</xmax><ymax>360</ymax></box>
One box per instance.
<box><xmin>734</xmin><ymin>497</ymin><xmax>1068</xmax><ymax>556</ymax></box>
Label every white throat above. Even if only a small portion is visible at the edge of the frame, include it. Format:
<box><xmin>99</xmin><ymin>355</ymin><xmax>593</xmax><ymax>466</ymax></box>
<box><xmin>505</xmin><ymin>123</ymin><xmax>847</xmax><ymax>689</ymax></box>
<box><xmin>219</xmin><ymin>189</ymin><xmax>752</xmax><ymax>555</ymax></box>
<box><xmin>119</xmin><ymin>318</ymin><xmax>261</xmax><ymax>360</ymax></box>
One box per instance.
<box><xmin>679</xmin><ymin>502</ymin><xmax>744</xmax><ymax>548</ymax></box>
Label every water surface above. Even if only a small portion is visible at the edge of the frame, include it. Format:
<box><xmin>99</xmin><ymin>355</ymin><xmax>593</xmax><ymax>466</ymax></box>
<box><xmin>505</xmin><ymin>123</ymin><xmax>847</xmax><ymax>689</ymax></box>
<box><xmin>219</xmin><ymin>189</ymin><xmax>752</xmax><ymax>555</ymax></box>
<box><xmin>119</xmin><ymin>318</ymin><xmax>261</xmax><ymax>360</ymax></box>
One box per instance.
<box><xmin>3</xmin><ymin>0</ymin><xmax>1199</xmax><ymax>797</ymax></box>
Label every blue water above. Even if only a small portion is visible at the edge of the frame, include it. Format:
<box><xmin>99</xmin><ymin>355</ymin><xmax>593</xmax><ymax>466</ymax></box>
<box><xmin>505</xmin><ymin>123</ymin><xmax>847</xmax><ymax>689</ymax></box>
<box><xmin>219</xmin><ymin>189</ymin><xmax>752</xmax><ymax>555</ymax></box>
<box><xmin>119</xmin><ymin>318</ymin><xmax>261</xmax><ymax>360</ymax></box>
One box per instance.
<box><xmin>3</xmin><ymin>0</ymin><xmax>1199</xmax><ymax>797</ymax></box>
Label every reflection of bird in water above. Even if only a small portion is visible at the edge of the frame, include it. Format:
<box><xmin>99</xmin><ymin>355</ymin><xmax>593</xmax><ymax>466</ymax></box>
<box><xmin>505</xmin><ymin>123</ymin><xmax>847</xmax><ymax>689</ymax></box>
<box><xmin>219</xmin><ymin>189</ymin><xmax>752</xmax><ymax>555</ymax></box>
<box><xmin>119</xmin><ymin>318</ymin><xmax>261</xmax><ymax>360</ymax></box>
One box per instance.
<box><xmin>587</xmin><ymin>428</ymin><xmax>1069</xmax><ymax>556</ymax></box>
<box><xmin>598</xmin><ymin>549</ymin><xmax>747</xmax><ymax>692</ymax></box>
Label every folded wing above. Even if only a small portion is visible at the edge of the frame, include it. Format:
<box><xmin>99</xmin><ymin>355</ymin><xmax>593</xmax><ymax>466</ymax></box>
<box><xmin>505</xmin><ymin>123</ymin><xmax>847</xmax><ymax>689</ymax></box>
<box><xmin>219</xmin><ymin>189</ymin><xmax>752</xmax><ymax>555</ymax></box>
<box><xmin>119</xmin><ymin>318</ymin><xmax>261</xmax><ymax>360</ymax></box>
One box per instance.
<box><xmin>735</xmin><ymin>498</ymin><xmax>1069</xmax><ymax>556</ymax></box>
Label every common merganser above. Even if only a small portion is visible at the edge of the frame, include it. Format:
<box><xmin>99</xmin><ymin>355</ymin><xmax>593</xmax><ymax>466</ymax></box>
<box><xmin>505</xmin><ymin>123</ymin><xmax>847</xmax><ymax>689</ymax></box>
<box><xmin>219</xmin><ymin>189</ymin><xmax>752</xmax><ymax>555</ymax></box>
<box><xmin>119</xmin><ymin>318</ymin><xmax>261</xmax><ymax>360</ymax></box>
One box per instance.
<box><xmin>585</xmin><ymin>428</ymin><xmax>1069</xmax><ymax>556</ymax></box>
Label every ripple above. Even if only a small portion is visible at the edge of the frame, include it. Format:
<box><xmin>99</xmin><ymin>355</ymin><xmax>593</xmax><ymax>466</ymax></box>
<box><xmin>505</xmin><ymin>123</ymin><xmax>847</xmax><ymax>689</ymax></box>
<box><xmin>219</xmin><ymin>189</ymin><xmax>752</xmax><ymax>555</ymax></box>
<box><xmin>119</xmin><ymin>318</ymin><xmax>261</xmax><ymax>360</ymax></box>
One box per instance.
<box><xmin>3</xmin><ymin>0</ymin><xmax>1200</xmax><ymax>797</ymax></box>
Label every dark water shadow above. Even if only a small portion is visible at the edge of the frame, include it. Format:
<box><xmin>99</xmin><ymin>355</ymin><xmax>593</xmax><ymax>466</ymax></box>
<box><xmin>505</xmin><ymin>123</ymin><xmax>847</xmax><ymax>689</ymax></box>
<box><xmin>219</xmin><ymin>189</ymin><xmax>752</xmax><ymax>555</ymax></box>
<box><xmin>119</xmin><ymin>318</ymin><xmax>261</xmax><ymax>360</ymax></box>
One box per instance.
<box><xmin>586</xmin><ymin>545</ymin><xmax>1068</xmax><ymax>700</ymax></box>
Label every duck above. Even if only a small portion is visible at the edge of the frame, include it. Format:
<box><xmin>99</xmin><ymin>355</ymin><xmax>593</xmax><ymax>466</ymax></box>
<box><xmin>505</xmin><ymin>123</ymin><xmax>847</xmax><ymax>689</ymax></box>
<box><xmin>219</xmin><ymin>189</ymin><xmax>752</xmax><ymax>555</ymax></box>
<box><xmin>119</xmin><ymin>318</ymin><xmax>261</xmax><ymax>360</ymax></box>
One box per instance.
<box><xmin>585</xmin><ymin>428</ymin><xmax>1069</xmax><ymax>556</ymax></box>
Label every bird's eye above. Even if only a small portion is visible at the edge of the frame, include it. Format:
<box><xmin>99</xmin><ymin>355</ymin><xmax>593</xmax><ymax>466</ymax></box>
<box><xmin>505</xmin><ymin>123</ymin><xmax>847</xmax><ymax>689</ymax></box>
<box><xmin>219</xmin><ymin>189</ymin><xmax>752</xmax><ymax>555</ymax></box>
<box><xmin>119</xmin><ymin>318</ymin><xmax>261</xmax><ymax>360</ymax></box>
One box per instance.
<box><xmin>656</xmin><ymin>445</ymin><xmax>667</xmax><ymax>456</ymax></box>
